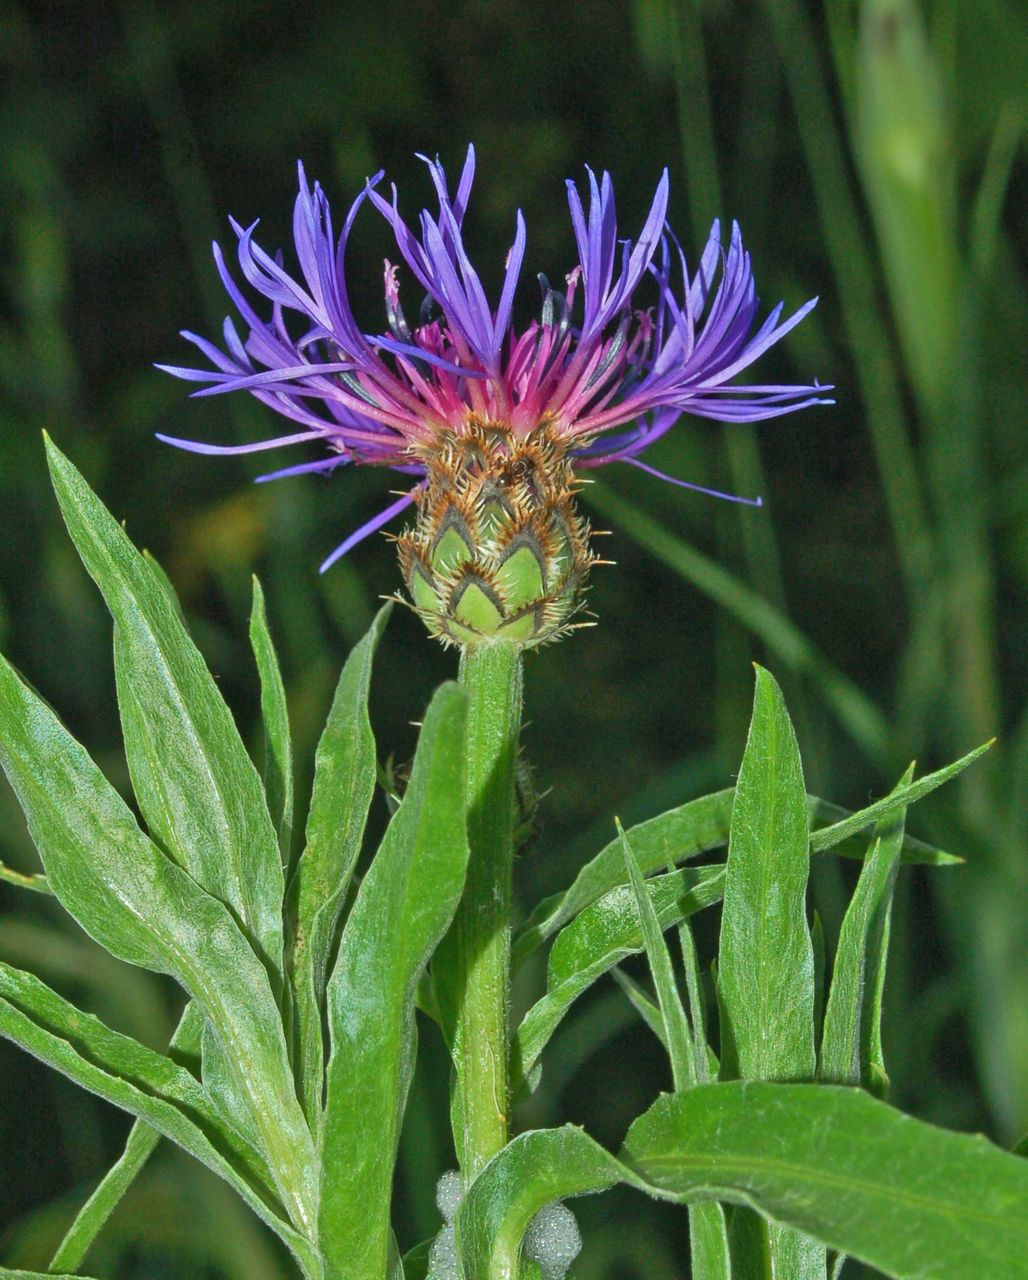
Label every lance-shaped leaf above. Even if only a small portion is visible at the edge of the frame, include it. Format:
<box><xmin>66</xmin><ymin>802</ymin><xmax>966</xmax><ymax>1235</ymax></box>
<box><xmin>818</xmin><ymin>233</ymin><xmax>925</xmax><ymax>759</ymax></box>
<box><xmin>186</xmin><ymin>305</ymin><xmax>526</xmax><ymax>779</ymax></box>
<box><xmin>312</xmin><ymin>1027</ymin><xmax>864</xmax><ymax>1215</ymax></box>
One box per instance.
<box><xmin>0</xmin><ymin>964</ymin><xmax>270</xmax><ymax>1191</ymax></box>
<box><xmin>718</xmin><ymin>666</ymin><xmax>822</xmax><ymax>1277</ymax></box>
<box><xmin>512</xmin><ymin>865</ymin><xmax>725</xmax><ymax>1095</ymax></box>
<box><xmin>318</xmin><ymin>682</ymin><xmax>468</xmax><ymax>1280</ymax></box>
<box><xmin>620</xmin><ymin>824</ymin><xmax>730</xmax><ymax>1280</ymax></box>
<box><xmin>820</xmin><ymin>766</ymin><xmax>913</xmax><ymax>1088</ymax></box>
<box><xmin>622</xmin><ymin>1082</ymin><xmax>1028</xmax><ymax>1280</ymax></box>
<box><xmin>0</xmin><ymin>649</ymin><xmax>317</xmax><ymax>1236</ymax></box>
<box><xmin>459</xmin><ymin>1085</ymin><xmax>1028</xmax><ymax>1280</ymax></box>
<box><xmin>250</xmin><ymin>576</ymin><xmax>294</xmax><ymax>861</ymax></box>
<box><xmin>288</xmin><ymin>604</ymin><xmax>390</xmax><ymax>1131</ymax></box>
<box><xmin>45</xmin><ymin>435</ymin><xmax>285</xmax><ymax>982</ymax></box>
<box><xmin>456</xmin><ymin>1125</ymin><xmax>630</xmax><ymax>1280</ymax></box>
<box><xmin>514</xmin><ymin>786</ymin><xmax>962</xmax><ymax>972</ymax></box>
<box><xmin>808</xmin><ymin>741</ymin><xmax>991</xmax><ymax>855</ymax></box>
<box><xmin>0</xmin><ymin>968</ymin><xmax>321</xmax><ymax>1277</ymax></box>
<box><xmin>719</xmin><ymin>666</ymin><xmax>816</xmax><ymax>1080</ymax></box>
<box><xmin>49</xmin><ymin>1001</ymin><xmax>204</xmax><ymax>1274</ymax></box>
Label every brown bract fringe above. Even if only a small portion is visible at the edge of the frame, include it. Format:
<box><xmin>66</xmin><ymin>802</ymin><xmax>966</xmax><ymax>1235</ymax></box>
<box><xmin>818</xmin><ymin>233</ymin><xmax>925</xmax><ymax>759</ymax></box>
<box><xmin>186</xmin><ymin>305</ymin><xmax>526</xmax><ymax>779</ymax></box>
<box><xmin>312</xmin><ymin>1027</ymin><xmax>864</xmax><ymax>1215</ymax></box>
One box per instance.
<box><xmin>395</xmin><ymin>419</ymin><xmax>601</xmax><ymax>648</ymax></box>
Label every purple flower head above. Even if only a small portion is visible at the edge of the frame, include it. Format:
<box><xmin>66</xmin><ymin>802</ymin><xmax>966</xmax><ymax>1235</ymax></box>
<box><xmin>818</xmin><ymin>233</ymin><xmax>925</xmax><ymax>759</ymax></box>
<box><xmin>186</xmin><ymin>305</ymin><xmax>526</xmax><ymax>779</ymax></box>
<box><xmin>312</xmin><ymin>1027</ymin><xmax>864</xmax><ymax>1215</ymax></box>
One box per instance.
<box><xmin>159</xmin><ymin>147</ymin><xmax>832</xmax><ymax>569</ymax></box>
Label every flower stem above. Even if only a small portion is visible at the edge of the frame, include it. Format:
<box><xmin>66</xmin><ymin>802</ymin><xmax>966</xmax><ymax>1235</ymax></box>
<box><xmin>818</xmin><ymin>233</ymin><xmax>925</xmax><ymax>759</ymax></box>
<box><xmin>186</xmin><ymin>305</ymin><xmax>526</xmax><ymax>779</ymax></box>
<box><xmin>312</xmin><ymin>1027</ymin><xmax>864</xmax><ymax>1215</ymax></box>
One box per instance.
<box><xmin>450</xmin><ymin>641</ymin><xmax>523</xmax><ymax>1181</ymax></box>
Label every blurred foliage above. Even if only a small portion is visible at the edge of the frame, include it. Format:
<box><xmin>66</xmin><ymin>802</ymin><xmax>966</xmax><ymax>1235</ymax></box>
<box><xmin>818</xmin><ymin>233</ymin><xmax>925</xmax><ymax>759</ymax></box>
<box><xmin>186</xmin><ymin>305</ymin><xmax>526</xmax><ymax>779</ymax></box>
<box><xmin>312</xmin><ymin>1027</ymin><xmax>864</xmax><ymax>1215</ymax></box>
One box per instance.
<box><xmin>0</xmin><ymin>0</ymin><xmax>1024</xmax><ymax>1276</ymax></box>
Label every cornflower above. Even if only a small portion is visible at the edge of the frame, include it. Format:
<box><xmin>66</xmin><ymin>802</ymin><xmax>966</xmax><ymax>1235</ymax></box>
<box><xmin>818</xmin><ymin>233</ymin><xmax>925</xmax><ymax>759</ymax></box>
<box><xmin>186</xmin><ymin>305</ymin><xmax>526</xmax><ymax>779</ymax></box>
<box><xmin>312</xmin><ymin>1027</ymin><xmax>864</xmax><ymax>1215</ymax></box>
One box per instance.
<box><xmin>160</xmin><ymin>147</ymin><xmax>831</xmax><ymax>646</ymax></box>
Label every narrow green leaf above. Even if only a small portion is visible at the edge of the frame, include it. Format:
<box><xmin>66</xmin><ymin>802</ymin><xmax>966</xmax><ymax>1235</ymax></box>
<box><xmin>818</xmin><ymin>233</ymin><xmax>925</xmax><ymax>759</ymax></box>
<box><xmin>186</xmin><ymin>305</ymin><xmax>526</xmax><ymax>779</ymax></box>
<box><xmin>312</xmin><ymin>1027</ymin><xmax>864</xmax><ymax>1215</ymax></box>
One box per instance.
<box><xmin>318</xmin><ymin>682</ymin><xmax>468</xmax><ymax>1280</ymax></box>
<box><xmin>0</xmin><ymin>861</ymin><xmax>51</xmax><ymax>894</ymax></box>
<box><xmin>719</xmin><ymin>666</ymin><xmax>816</xmax><ymax>1081</ymax></box>
<box><xmin>514</xmin><ymin>791</ymin><xmax>735</xmax><ymax>966</ymax></box>
<box><xmin>614</xmin><ymin>826</ymin><xmax>733</xmax><ymax>1280</ymax></box>
<box><xmin>512</xmin><ymin>865</ymin><xmax>725</xmax><ymax>1095</ymax></box>
<box><xmin>49</xmin><ymin>1000</ymin><xmax>205</xmax><ymax>1274</ymax></box>
<box><xmin>250</xmin><ymin>576</ymin><xmax>294</xmax><ymax>860</ymax></box>
<box><xmin>677</xmin><ymin>915</ymin><xmax>711</xmax><ymax>1085</ymax></box>
<box><xmin>718</xmin><ymin>666</ymin><xmax>822</xmax><ymax>1278</ymax></box>
<box><xmin>0</xmin><ymin>968</ymin><xmax>320</xmax><ymax>1275</ymax></box>
<box><xmin>513</xmin><ymin>788</ymin><xmax>957</xmax><ymax>970</ymax></box>
<box><xmin>808</xmin><ymin>741</ymin><xmax>992</xmax><ymax>854</ymax></box>
<box><xmin>820</xmin><ymin>766</ymin><xmax>913</xmax><ymax>1087</ymax></box>
<box><xmin>618</xmin><ymin>820</ymin><xmax>694</xmax><ymax>1088</ymax></box>
<box><xmin>289</xmin><ymin>603</ymin><xmax>391</xmax><ymax>1130</ymax></box>
<box><xmin>456</xmin><ymin>1125</ymin><xmax>628</xmax><ymax>1280</ymax></box>
<box><xmin>0</xmin><ymin>649</ymin><xmax>317</xmax><ymax>1235</ymax></box>
<box><xmin>623</xmin><ymin>1082</ymin><xmax>1028</xmax><ymax>1280</ymax></box>
<box><xmin>611</xmin><ymin>968</ymin><xmax>667</xmax><ymax>1048</ymax></box>
<box><xmin>44</xmin><ymin>436</ymin><xmax>285</xmax><ymax>983</ymax></box>
<box><xmin>0</xmin><ymin>1270</ymin><xmax>103</xmax><ymax>1279</ymax></box>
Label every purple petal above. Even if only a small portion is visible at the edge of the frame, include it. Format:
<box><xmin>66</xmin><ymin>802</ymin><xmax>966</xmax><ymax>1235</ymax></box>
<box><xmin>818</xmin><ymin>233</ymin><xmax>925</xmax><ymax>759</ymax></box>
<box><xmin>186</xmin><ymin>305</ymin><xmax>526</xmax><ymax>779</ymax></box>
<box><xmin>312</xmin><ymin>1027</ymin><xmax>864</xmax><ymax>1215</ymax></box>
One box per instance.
<box><xmin>319</xmin><ymin>486</ymin><xmax>420</xmax><ymax>572</ymax></box>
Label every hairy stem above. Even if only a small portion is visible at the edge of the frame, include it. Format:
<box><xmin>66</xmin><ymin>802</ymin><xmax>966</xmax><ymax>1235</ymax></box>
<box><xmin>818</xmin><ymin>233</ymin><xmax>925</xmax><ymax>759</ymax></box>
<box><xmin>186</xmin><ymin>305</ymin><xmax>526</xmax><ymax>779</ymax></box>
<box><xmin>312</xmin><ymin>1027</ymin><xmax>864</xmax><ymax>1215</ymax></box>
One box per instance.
<box><xmin>449</xmin><ymin>642</ymin><xmax>523</xmax><ymax>1182</ymax></box>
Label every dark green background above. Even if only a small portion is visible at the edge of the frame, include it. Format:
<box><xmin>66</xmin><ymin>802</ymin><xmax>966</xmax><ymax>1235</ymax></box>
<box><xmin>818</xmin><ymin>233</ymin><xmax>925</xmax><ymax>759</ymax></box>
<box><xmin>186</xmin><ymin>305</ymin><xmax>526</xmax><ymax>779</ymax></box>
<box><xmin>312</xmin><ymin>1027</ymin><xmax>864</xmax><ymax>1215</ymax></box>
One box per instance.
<box><xmin>1</xmin><ymin>1</ymin><xmax>1024</xmax><ymax>1275</ymax></box>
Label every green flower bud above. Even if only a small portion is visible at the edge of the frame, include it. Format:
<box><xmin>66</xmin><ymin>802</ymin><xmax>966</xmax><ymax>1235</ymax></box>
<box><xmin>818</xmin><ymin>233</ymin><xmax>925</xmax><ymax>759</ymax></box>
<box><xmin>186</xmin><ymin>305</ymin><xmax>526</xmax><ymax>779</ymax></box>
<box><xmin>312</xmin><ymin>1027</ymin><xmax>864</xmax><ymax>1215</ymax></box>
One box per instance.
<box><xmin>397</xmin><ymin>421</ymin><xmax>597</xmax><ymax>648</ymax></box>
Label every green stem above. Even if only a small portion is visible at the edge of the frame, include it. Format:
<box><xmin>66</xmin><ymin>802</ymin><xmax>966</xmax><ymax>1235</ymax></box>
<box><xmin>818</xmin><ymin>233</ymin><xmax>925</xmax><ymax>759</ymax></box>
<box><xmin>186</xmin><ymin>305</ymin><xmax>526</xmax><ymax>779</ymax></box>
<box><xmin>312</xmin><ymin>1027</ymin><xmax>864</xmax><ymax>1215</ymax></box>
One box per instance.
<box><xmin>451</xmin><ymin>641</ymin><xmax>523</xmax><ymax>1182</ymax></box>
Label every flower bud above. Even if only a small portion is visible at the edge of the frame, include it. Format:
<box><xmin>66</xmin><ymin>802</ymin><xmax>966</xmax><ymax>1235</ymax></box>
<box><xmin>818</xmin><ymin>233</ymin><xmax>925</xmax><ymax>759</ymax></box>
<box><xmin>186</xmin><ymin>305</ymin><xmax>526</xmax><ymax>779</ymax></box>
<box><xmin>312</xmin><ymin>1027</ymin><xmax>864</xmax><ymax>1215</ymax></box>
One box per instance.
<box><xmin>398</xmin><ymin>420</ymin><xmax>596</xmax><ymax>648</ymax></box>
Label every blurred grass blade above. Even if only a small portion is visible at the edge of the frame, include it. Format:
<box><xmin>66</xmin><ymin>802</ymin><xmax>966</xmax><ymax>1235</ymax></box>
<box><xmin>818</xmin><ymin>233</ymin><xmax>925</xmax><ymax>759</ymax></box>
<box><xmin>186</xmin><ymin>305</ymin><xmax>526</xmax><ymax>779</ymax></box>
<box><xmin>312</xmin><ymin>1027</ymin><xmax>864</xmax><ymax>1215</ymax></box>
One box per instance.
<box><xmin>318</xmin><ymin>682</ymin><xmax>468</xmax><ymax>1280</ymax></box>
<box><xmin>45</xmin><ymin>435</ymin><xmax>286</xmax><ymax>984</ymax></box>
<box><xmin>250</xmin><ymin>576</ymin><xmax>294</xmax><ymax>861</ymax></box>
<box><xmin>49</xmin><ymin>1001</ymin><xmax>205</xmax><ymax>1273</ymax></box>
<box><xmin>856</xmin><ymin>0</ymin><xmax>959</xmax><ymax>425</ymax></box>
<box><xmin>623</xmin><ymin>1082</ymin><xmax>1028</xmax><ymax>1279</ymax></box>
<box><xmin>717</xmin><ymin>666</ymin><xmax>822</xmax><ymax>1276</ymax></box>
<box><xmin>820</xmin><ymin>765</ymin><xmax>913</xmax><ymax>1088</ymax></box>
<box><xmin>0</xmin><ymin>647</ymin><xmax>317</xmax><ymax>1235</ymax></box>
<box><xmin>718</xmin><ymin>667</ymin><xmax>816</xmax><ymax>1080</ymax></box>
<box><xmin>809</xmin><ymin>741</ymin><xmax>992</xmax><ymax>853</ymax></box>
<box><xmin>620</xmin><ymin>821</ymin><xmax>731</xmax><ymax>1278</ymax></box>
<box><xmin>288</xmin><ymin>603</ymin><xmax>391</xmax><ymax>1131</ymax></box>
<box><xmin>512</xmin><ymin>865</ymin><xmax>725</xmax><ymax>1095</ymax></box>
<box><xmin>586</xmin><ymin>482</ymin><xmax>890</xmax><ymax>764</ymax></box>
<box><xmin>759</xmin><ymin>0</ymin><xmax>934</xmax><ymax>602</ymax></box>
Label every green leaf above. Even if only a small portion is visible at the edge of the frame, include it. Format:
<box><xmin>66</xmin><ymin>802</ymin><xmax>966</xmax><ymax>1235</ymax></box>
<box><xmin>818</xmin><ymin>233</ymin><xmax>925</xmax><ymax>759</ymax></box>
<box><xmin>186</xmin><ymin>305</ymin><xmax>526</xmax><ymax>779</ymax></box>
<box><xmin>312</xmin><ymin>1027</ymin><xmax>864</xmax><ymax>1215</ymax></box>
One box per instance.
<box><xmin>456</xmin><ymin>1125</ymin><xmax>628</xmax><ymax>1280</ymax></box>
<box><xmin>289</xmin><ymin>603</ymin><xmax>391</xmax><ymax>1130</ymax></box>
<box><xmin>0</xmin><ymin>965</ymin><xmax>320</xmax><ymax>1275</ymax></box>
<box><xmin>611</xmin><ymin>968</ymin><xmax>667</xmax><ymax>1048</ymax></box>
<box><xmin>0</xmin><ymin>648</ymin><xmax>317</xmax><ymax>1236</ymax></box>
<box><xmin>318</xmin><ymin>682</ymin><xmax>468</xmax><ymax>1280</ymax></box>
<box><xmin>250</xmin><ymin>576</ymin><xmax>294</xmax><ymax>861</ymax></box>
<box><xmin>49</xmin><ymin>1000</ymin><xmax>205</xmax><ymax>1274</ymax></box>
<box><xmin>808</xmin><ymin>740</ymin><xmax>992</xmax><ymax>855</ymax></box>
<box><xmin>820</xmin><ymin>766</ymin><xmax>913</xmax><ymax>1087</ymax></box>
<box><xmin>0</xmin><ymin>1270</ymin><xmax>103</xmax><ymax>1279</ymax></box>
<box><xmin>514</xmin><ymin>791</ymin><xmax>734</xmax><ymax>967</ymax></box>
<box><xmin>44</xmin><ymin>435</ymin><xmax>285</xmax><ymax>984</ymax></box>
<box><xmin>618</xmin><ymin>823</ymin><xmax>730</xmax><ymax>1278</ymax></box>
<box><xmin>718</xmin><ymin>666</ymin><xmax>822</xmax><ymax>1277</ymax></box>
<box><xmin>619</xmin><ymin>820</ymin><xmax>695</xmax><ymax>1088</ymax></box>
<box><xmin>0</xmin><ymin>860</ymin><xmax>50</xmax><ymax>894</ymax></box>
<box><xmin>719</xmin><ymin>666</ymin><xmax>816</xmax><ymax>1081</ymax></box>
<box><xmin>512</xmin><ymin>864</ymin><xmax>725</xmax><ymax>1095</ymax></box>
<box><xmin>513</xmin><ymin>788</ymin><xmax>958</xmax><ymax>971</ymax></box>
<box><xmin>623</xmin><ymin>1082</ymin><xmax>1028</xmax><ymax>1280</ymax></box>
